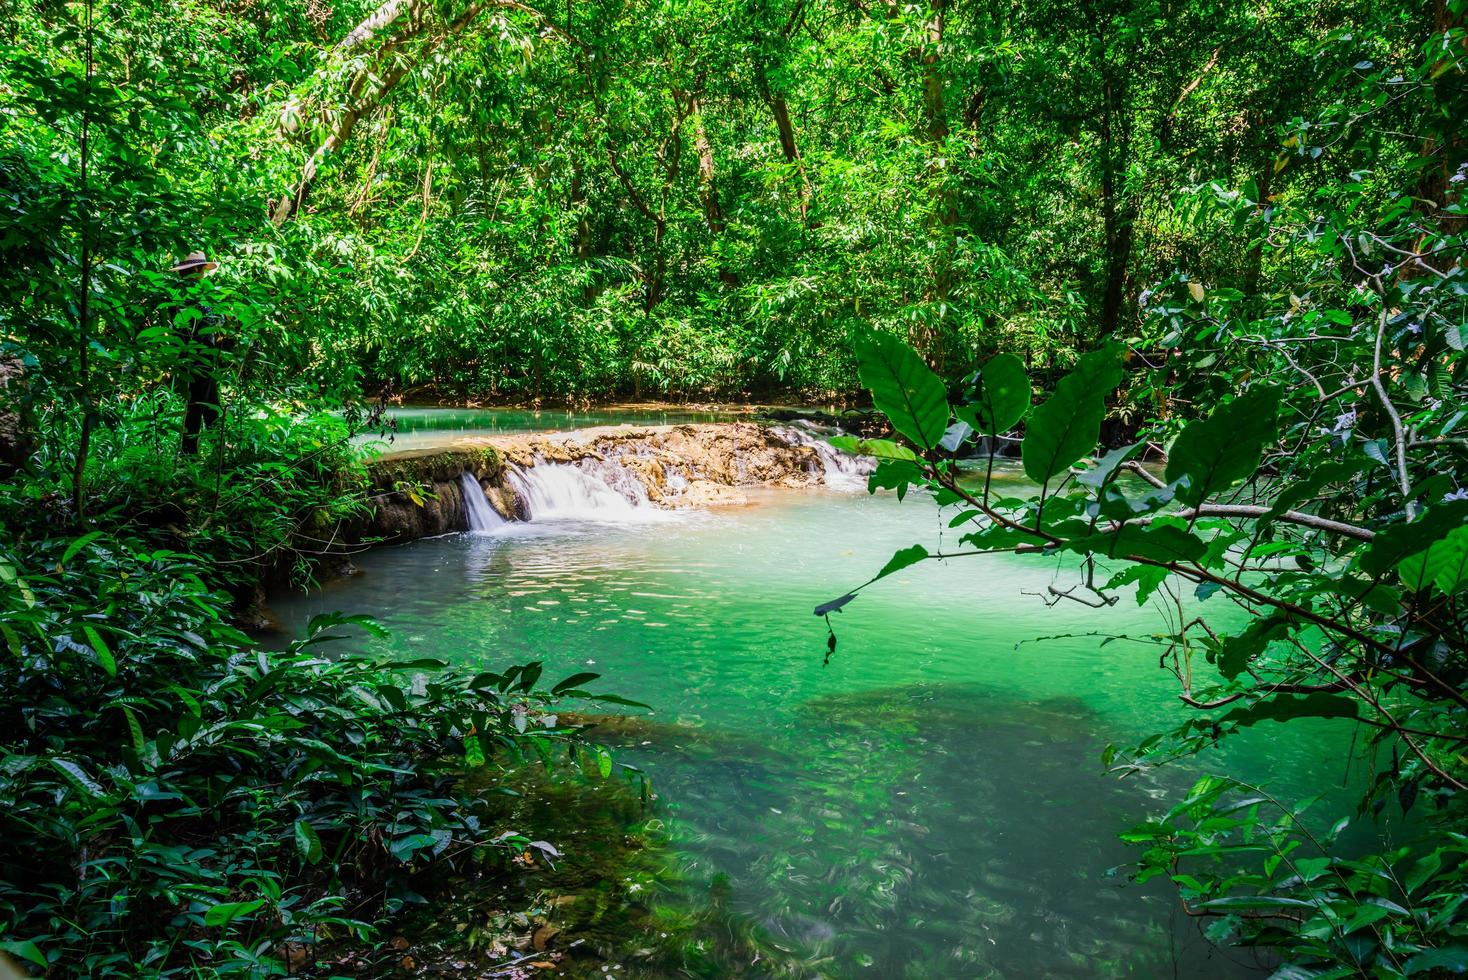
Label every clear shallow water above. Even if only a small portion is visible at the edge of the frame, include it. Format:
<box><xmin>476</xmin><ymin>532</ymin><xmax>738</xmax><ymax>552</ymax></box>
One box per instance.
<box><xmin>354</xmin><ymin>406</ymin><xmax>741</xmax><ymax>452</ymax></box>
<box><xmin>270</xmin><ymin>477</ymin><xmax>1363</xmax><ymax>977</ymax></box>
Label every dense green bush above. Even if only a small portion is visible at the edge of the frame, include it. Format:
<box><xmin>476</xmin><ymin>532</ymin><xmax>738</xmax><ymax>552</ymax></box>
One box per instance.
<box><xmin>20</xmin><ymin>393</ymin><xmax>374</xmax><ymax>590</ymax></box>
<box><xmin>0</xmin><ymin>533</ymin><xmax>625</xmax><ymax>977</ymax></box>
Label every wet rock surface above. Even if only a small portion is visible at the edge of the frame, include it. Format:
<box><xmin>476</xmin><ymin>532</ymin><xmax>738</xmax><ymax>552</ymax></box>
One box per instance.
<box><xmin>357</xmin><ymin>423</ymin><xmax>849</xmax><ymax>543</ymax></box>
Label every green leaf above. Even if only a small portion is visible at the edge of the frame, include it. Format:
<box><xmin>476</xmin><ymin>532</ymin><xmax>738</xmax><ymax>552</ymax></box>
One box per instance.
<box><xmin>1213</xmin><ymin>616</ymin><xmax>1292</xmax><ymax>681</ymax></box>
<box><xmin>560</xmin><ymin>691</ymin><xmax>653</xmax><ymax>710</ymax></box>
<box><xmin>854</xmin><ymin>332</ymin><xmax>950</xmax><ymax>451</ymax></box>
<box><xmin>1023</xmin><ymin>383</ymin><xmax>1105</xmax><ymax>486</ymax></box>
<box><xmin>958</xmin><ymin>524</ymin><xmax>1047</xmax><ymax>553</ymax></box>
<box><xmin>1362</xmin><ymin>501</ymin><xmax>1468</xmax><ymax>576</ymax></box>
<box><xmin>1396</xmin><ymin>524</ymin><xmax>1468</xmax><ymax>594</ymax></box>
<box><xmin>1103</xmin><ymin>565</ymin><xmax>1169</xmax><ymax>606</ymax></box>
<box><xmin>204</xmin><ymin>898</ymin><xmax>266</xmax><ymax>927</ymax></box>
<box><xmin>1065</xmin><ymin>524</ymin><xmax>1207</xmax><ymax>564</ymax></box>
<box><xmin>873</xmin><ymin>544</ymin><xmax>928</xmax><ymax>582</ymax></box>
<box><xmin>955</xmin><ymin>353</ymin><xmax>1030</xmax><ymax>435</ymax></box>
<box><xmin>814</xmin><ymin>594</ymin><xmax>856</xmax><ymax>616</ymax></box>
<box><xmin>1165</xmin><ymin>386</ymin><xmax>1280</xmax><ymax>507</ymax></box>
<box><xmin>551</xmin><ymin>671</ymin><xmax>602</xmax><ymax>695</ymax></box>
<box><xmin>1405</xmin><ymin>946</ymin><xmax>1468</xmax><ymax>975</ymax></box>
<box><xmin>61</xmin><ymin>530</ymin><xmax>104</xmax><ymax>567</ymax></box>
<box><xmin>120</xmin><ymin>706</ymin><xmax>145</xmax><ymax>753</ymax></box>
<box><xmin>1219</xmin><ymin>693</ymin><xmax>1359</xmax><ymax>728</ymax></box>
<box><xmin>1076</xmin><ymin>442</ymin><xmax>1143</xmax><ymax>490</ymax></box>
<box><xmin>464</xmin><ymin>733</ymin><xmax>486</xmax><ymax>767</ymax></box>
<box><xmin>295</xmin><ymin>819</ymin><xmax>323</xmax><ymax>865</ymax></box>
<box><xmin>828</xmin><ymin>436</ymin><xmax>917</xmax><ymax>461</ymax></box>
<box><xmin>82</xmin><ymin>624</ymin><xmax>115</xmax><ymax>676</ymax></box>
<box><xmin>1021</xmin><ymin>346</ymin><xmax>1122</xmax><ymax>486</ymax></box>
<box><xmin>0</xmin><ymin>940</ymin><xmax>47</xmax><ymax>970</ymax></box>
<box><xmin>1261</xmin><ymin>461</ymin><xmax>1360</xmax><ymax>521</ymax></box>
<box><xmin>868</xmin><ymin>458</ymin><xmax>924</xmax><ymax>500</ymax></box>
<box><xmin>50</xmin><ymin>759</ymin><xmax>108</xmax><ymax>800</ymax></box>
<box><xmin>389</xmin><ymin>834</ymin><xmax>437</xmax><ymax>862</ymax></box>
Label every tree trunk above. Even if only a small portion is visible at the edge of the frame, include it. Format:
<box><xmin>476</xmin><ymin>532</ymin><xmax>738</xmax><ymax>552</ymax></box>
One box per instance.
<box><xmin>754</xmin><ymin>53</ymin><xmax>812</xmax><ymax>224</ymax></box>
<box><xmin>688</xmin><ymin>94</ymin><xmax>739</xmax><ymax>287</ymax></box>
<box><xmin>690</xmin><ymin>99</ymin><xmax>725</xmax><ymax>235</ymax></box>
<box><xmin>1098</xmin><ymin>74</ymin><xmax>1134</xmax><ymax>337</ymax></box>
<box><xmin>0</xmin><ymin>356</ymin><xmax>32</xmax><ymax>478</ymax></box>
<box><xmin>1418</xmin><ymin>0</ymin><xmax>1466</xmax><ymax>241</ymax></box>
<box><xmin>570</xmin><ymin>161</ymin><xmax>600</xmax><ymax>302</ymax></box>
<box><xmin>918</xmin><ymin>0</ymin><xmax>955</xmax><ymax>369</ymax></box>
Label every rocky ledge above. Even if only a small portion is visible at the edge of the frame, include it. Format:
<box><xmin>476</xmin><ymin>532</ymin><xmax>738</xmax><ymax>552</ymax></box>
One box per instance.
<box><xmin>358</xmin><ymin>422</ymin><xmax>851</xmax><ymax>544</ymax></box>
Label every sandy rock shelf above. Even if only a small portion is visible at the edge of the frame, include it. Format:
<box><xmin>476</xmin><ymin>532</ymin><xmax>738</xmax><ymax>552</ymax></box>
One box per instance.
<box><xmin>358</xmin><ymin>422</ymin><xmax>835</xmax><ymax>543</ymax></box>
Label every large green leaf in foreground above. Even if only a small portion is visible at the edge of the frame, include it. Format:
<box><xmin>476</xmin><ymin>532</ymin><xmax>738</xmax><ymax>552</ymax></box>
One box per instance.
<box><xmin>1165</xmin><ymin>385</ymin><xmax>1280</xmax><ymax>506</ymax></box>
<box><xmin>1021</xmin><ymin>345</ymin><xmax>1123</xmax><ymax>485</ymax></box>
<box><xmin>855</xmin><ymin>332</ymin><xmax>950</xmax><ymax>451</ymax></box>
<box><xmin>956</xmin><ymin>352</ymin><xmax>1031</xmax><ymax>436</ymax></box>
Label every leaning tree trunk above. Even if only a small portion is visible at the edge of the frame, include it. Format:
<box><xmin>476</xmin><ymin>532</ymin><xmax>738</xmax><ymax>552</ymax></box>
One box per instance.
<box><xmin>271</xmin><ymin>0</ymin><xmax>575</xmax><ymax>224</ymax></box>
<box><xmin>0</xmin><ymin>355</ymin><xmax>32</xmax><ymax>477</ymax></box>
<box><xmin>688</xmin><ymin>94</ymin><xmax>739</xmax><ymax>287</ymax></box>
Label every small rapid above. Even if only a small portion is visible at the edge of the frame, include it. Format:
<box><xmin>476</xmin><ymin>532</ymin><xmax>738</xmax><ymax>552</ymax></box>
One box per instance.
<box><xmin>458</xmin><ymin>472</ymin><xmax>506</xmax><ymax>533</ymax></box>
<box><xmin>455</xmin><ymin>422</ymin><xmax>872</xmax><ymax>536</ymax></box>
<box><xmin>769</xmin><ymin>422</ymin><xmax>874</xmax><ymax>491</ymax></box>
<box><xmin>507</xmin><ymin>461</ymin><xmax>666</xmax><ymax>522</ymax></box>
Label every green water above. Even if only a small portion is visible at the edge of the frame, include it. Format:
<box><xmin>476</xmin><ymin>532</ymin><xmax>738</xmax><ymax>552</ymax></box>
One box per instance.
<box><xmin>355</xmin><ymin>406</ymin><xmax>741</xmax><ymax>452</ymax></box>
<box><xmin>270</xmin><ymin>477</ymin><xmax>1363</xmax><ymax>977</ymax></box>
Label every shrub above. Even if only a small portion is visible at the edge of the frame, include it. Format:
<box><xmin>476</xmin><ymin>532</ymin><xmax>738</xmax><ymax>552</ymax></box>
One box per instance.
<box><xmin>0</xmin><ymin>532</ymin><xmax>618</xmax><ymax>977</ymax></box>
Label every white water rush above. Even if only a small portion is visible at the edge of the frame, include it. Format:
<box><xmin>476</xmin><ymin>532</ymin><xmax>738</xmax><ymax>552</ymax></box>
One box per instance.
<box><xmin>507</xmin><ymin>461</ymin><xmax>665</xmax><ymax>522</ymax></box>
<box><xmin>770</xmin><ymin>423</ymin><xmax>874</xmax><ymax>491</ymax></box>
<box><xmin>458</xmin><ymin>471</ymin><xmax>505</xmax><ymax>533</ymax></box>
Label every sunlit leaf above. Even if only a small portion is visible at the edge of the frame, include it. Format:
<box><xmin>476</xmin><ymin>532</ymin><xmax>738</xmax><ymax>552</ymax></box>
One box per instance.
<box><xmin>854</xmin><ymin>332</ymin><xmax>950</xmax><ymax>451</ymax></box>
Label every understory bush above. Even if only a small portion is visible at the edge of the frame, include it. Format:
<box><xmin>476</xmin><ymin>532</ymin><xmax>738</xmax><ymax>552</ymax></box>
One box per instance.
<box><xmin>0</xmin><ymin>532</ymin><xmax>625</xmax><ymax>977</ymax></box>
<box><xmin>19</xmin><ymin>392</ymin><xmax>378</xmax><ymax>593</ymax></box>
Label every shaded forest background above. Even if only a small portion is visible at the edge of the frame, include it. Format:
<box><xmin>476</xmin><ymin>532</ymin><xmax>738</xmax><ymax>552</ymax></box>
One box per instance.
<box><xmin>4</xmin><ymin>0</ymin><xmax>1453</xmax><ymax>403</ymax></box>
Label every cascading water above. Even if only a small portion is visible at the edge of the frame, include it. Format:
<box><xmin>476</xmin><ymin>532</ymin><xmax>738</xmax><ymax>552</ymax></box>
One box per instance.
<box><xmin>508</xmin><ymin>461</ymin><xmax>664</xmax><ymax>522</ymax></box>
<box><xmin>770</xmin><ymin>422</ymin><xmax>874</xmax><ymax>491</ymax></box>
<box><xmin>458</xmin><ymin>472</ymin><xmax>505</xmax><ymax>533</ymax></box>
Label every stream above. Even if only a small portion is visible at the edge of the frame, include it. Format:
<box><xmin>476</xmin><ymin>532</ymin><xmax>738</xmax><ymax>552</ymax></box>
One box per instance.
<box><xmin>272</xmin><ymin>418</ymin><xmax>1369</xmax><ymax>978</ymax></box>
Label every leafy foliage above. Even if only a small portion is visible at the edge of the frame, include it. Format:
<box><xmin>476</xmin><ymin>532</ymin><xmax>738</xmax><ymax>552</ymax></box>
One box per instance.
<box><xmin>955</xmin><ymin>353</ymin><xmax>1031</xmax><ymax>437</ymax></box>
<box><xmin>0</xmin><ymin>533</ymin><xmax>624</xmax><ymax>976</ymax></box>
<box><xmin>829</xmin><ymin>6</ymin><xmax>1468</xmax><ymax>959</ymax></box>
<box><xmin>853</xmin><ymin>332</ymin><xmax>951</xmax><ymax>452</ymax></box>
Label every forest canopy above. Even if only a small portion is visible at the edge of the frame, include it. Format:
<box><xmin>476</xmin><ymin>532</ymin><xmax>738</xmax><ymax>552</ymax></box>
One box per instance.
<box><xmin>5</xmin><ymin>0</ymin><xmax>1457</xmax><ymax>402</ymax></box>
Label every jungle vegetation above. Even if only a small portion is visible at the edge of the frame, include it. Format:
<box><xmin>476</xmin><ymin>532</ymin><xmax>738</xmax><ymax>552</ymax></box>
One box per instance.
<box><xmin>1</xmin><ymin>0</ymin><xmax>1466</xmax><ymax>974</ymax></box>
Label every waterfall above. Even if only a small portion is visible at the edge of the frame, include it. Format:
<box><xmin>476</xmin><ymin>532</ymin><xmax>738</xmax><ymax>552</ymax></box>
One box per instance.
<box><xmin>458</xmin><ymin>472</ymin><xmax>505</xmax><ymax>533</ymax></box>
<box><xmin>507</xmin><ymin>461</ymin><xmax>663</xmax><ymax>522</ymax></box>
<box><xmin>770</xmin><ymin>423</ymin><xmax>874</xmax><ymax>491</ymax></box>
